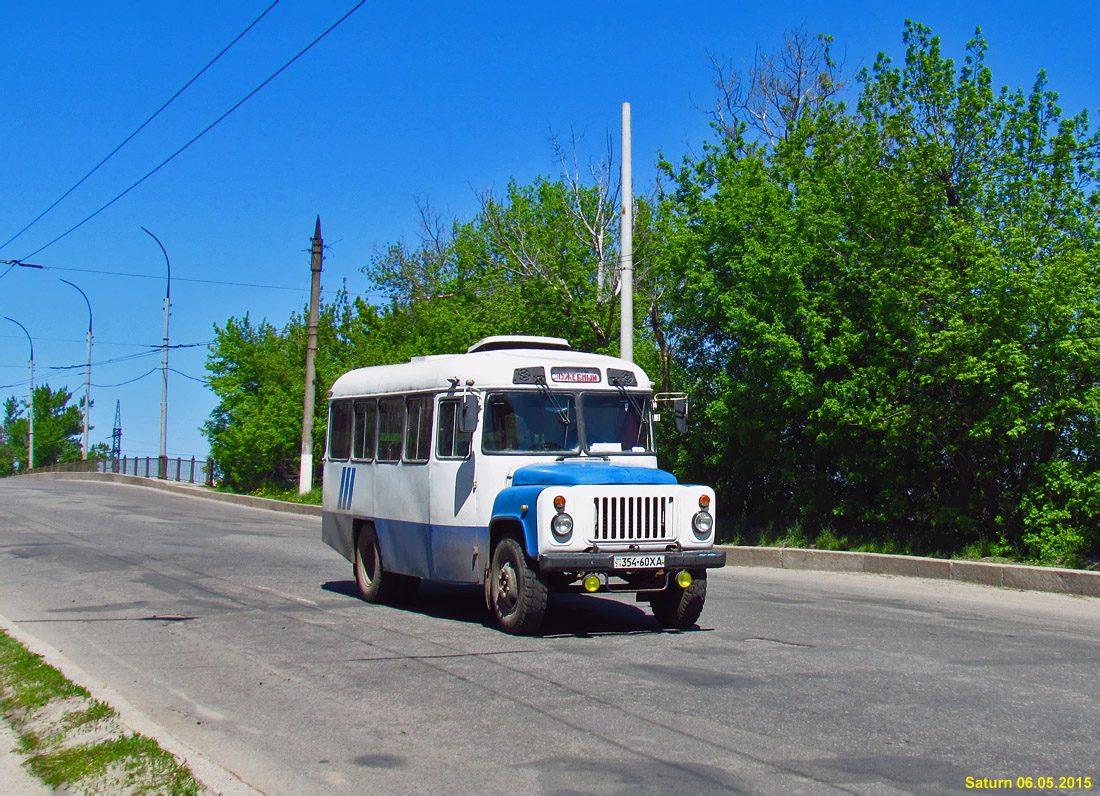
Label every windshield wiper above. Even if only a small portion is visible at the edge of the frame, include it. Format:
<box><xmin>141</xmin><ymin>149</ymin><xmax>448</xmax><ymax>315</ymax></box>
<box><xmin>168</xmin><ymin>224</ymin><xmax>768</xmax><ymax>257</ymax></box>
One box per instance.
<box><xmin>534</xmin><ymin>375</ymin><xmax>571</xmax><ymax>427</ymax></box>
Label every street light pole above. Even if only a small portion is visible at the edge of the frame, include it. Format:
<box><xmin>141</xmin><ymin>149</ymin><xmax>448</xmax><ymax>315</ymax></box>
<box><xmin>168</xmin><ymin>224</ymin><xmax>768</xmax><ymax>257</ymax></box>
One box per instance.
<box><xmin>4</xmin><ymin>317</ymin><xmax>34</xmax><ymax>470</ymax></box>
<box><xmin>60</xmin><ymin>279</ymin><xmax>92</xmax><ymax>459</ymax></box>
<box><xmin>142</xmin><ymin>227</ymin><xmax>170</xmax><ymax>479</ymax></box>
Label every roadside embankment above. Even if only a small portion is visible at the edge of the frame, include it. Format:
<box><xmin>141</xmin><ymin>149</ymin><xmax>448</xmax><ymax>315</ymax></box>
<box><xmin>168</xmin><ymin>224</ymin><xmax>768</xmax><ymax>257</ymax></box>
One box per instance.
<box><xmin>23</xmin><ymin>471</ymin><xmax>1099</xmax><ymax>598</ymax></box>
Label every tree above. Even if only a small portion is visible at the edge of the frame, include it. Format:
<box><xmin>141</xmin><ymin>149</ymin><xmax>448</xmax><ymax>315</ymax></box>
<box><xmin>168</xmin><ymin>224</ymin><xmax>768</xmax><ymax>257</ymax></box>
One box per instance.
<box><xmin>707</xmin><ymin>23</ymin><xmax>847</xmax><ymax>148</ymax></box>
<box><xmin>203</xmin><ymin>292</ymin><xmax>359</xmax><ymax>491</ymax></box>
<box><xmin>1</xmin><ymin>385</ymin><xmax>86</xmax><ymax>473</ymax></box>
<box><xmin>663</xmin><ymin>22</ymin><xmax>1100</xmax><ymax>564</ymax></box>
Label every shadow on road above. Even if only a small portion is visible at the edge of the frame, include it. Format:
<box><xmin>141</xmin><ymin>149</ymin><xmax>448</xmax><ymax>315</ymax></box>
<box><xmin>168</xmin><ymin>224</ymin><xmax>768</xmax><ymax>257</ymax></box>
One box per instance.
<box><xmin>321</xmin><ymin>580</ymin><xmax>708</xmax><ymax>638</ymax></box>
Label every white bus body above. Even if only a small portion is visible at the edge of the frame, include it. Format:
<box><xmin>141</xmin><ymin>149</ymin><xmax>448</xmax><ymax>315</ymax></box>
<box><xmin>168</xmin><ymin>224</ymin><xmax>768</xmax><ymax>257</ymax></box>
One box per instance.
<box><xmin>321</xmin><ymin>336</ymin><xmax>725</xmax><ymax>634</ymax></box>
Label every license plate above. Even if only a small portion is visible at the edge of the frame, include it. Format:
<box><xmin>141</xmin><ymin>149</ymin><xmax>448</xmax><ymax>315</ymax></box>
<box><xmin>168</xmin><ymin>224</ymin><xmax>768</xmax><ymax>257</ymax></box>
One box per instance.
<box><xmin>613</xmin><ymin>554</ymin><xmax>665</xmax><ymax>569</ymax></box>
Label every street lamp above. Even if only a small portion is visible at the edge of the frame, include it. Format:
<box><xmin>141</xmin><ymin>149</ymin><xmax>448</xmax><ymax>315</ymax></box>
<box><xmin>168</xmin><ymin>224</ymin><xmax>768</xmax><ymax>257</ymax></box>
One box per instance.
<box><xmin>60</xmin><ymin>279</ymin><xmax>92</xmax><ymax>460</ymax></box>
<box><xmin>141</xmin><ymin>227</ymin><xmax>170</xmax><ymax>479</ymax></box>
<box><xmin>4</xmin><ymin>317</ymin><xmax>34</xmax><ymax>470</ymax></box>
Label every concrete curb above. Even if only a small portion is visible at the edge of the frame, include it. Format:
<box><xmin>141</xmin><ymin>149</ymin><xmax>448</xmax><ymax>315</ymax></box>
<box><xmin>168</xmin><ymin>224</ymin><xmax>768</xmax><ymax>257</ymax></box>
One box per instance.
<box><xmin>718</xmin><ymin>545</ymin><xmax>1100</xmax><ymax>598</ymax></box>
<box><xmin>24</xmin><ymin>470</ymin><xmax>322</xmax><ymax>517</ymax></box>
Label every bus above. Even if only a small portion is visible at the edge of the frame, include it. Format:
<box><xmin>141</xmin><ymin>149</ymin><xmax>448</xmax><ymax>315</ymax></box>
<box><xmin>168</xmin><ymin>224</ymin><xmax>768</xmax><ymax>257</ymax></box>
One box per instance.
<box><xmin>321</xmin><ymin>335</ymin><xmax>725</xmax><ymax>634</ymax></box>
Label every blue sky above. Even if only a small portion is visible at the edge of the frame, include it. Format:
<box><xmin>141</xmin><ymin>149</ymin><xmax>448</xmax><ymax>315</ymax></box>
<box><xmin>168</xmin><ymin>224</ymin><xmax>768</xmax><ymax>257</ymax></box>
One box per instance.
<box><xmin>0</xmin><ymin>0</ymin><xmax>1097</xmax><ymax>461</ymax></box>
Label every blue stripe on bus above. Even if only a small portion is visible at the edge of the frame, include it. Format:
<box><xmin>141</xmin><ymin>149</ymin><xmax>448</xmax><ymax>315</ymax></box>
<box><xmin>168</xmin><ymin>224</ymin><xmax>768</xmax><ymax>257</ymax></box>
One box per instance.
<box><xmin>337</xmin><ymin>466</ymin><xmax>356</xmax><ymax>510</ymax></box>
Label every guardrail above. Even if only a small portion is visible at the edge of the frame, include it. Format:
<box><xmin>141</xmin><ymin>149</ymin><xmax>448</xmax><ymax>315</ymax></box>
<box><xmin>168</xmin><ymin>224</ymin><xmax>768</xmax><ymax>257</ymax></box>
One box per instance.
<box><xmin>21</xmin><ymin>457</ymin><xmax>214</xmax><ymax>486</ymax></box>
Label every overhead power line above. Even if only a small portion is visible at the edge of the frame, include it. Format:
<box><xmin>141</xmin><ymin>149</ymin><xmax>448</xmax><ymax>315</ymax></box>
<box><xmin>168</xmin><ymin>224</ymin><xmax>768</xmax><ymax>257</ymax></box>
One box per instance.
<box><xmin>0</xmin><ymin>333</ymin><xmax>212</xmax><ymax>348</ymax></box>
<box><xmin>15</xmin><ymin>0</ymin><xmax>367</xmax><ymax>262</ymax></box>
<box><xmin>1</xmin><ymin>262</ymin><xmax>333</xmax><ymax>293</ymax></box>
<box><xmin>0</xmin><ymin>1</ymin><xmax>281</xmax><ymax>253</ymax></box>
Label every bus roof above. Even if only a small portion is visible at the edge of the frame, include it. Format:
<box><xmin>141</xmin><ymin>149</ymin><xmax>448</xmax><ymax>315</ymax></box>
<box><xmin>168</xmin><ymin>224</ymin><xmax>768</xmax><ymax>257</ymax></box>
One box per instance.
<box><xmin>329</xmin><ymin>345</ymin><xmax>654</xmax><ymax>398</ymax></box>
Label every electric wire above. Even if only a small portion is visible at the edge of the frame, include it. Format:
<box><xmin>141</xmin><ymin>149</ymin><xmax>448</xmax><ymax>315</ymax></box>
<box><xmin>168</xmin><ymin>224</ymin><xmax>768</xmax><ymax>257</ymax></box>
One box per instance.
<box><xmin>92</xmin><ymin>369</ymin><xmax>160</xmax><ymax>388</ymax></box>
<box><xmin>4</xmin><ymin>262</ymin><xmax>335</xmax><ymax>293</ymax></box>
<box><xmin>0</xmin><ymin>334</ymin><xmax>213</xmax><ymax>349</ymax></box>
<box><xmin>169</xmin><ymin>367</ymin><xmax>210</xmax><ymax>384</ymax></box>
<box><xmin>0</xmin><ymin>2</ymin><xmax>281</xmax><ymax>253</ymax></box>
<box><xmin>15</xmin><ymin>1</ymin><xmax>367</xmax><ymax>263</ymax></box>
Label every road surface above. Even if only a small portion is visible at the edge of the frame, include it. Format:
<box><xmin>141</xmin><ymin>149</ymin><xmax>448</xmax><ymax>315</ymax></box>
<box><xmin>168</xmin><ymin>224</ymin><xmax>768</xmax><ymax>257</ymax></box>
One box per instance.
<box><xmin>0</xmin><ymin>477</ymin><xmax>1096</xmax><ymax>794</ymax></box>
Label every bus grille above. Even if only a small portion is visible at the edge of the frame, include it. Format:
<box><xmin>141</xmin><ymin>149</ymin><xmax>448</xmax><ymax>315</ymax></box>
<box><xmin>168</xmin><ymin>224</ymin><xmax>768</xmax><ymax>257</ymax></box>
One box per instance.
<box><xmin>593</xmin><ymin>496</ymin><xmax>675</xmax><ymax>542</ymax></box>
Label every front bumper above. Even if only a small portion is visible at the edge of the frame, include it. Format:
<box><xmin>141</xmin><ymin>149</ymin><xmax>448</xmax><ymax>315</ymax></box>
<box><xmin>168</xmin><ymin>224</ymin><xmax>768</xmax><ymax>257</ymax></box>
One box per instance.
<box><xmin>537</xmin><ymin>549</ymin><xmax>726</xmax><ymax>572</ymax></box>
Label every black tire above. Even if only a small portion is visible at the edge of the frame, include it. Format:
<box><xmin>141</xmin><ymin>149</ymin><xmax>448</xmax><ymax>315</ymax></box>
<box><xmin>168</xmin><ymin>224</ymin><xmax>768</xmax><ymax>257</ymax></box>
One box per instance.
<box><xmin>490</xmin><ymin>536</ymin><xmax>548</xmax><ymax>635</ymax></box>
<box><xmin>353</xmin><ymin>526</ymin><xmax>419</xmax><ymax>604</ymax></box>
<box><xmin>651</xmin><ymin>572</ymin><xmax>707</xmax><ymax>629</ymax></box>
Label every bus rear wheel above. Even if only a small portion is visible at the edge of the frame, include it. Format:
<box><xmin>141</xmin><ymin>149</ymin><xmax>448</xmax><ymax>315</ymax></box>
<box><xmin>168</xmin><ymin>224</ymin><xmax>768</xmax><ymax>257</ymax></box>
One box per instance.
<box><xmin>354</xmin><ymin>526</ymin><xmax>419</xmax><ymax>604</ymax></box>
<box><xmin>650</xmin><ymin>572</ymin><xmax>706</xmax><ymax>629</ymax></box>
<box><xmin>490</xmin><ymin>537</ymin><xmax>547</xmax><ymax>635</ymax></box>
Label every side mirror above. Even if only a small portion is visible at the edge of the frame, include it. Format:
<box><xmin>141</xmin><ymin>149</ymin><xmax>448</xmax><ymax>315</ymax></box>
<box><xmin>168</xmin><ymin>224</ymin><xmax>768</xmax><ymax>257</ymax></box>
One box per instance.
<box><xmin>673</xmin><ymin>397</ymin><xmax>688</xmax><ymax>434</ymax></box>
<box><xmin>461</xmin><ymin>394</ymin><xmax>480</xmax><ymax>433</ymax></box>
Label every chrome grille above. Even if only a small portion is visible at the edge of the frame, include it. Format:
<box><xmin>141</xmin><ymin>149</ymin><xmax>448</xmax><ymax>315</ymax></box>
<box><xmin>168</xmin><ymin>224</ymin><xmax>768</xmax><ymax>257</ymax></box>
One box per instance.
<box><xmin>593</xmin><ymin>496</ymin><xmax>675</xmax><ymax>542</ymax></box>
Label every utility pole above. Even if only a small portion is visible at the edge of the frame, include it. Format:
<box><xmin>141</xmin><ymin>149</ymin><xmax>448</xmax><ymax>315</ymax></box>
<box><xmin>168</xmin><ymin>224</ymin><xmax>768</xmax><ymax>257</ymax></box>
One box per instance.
<box><xmin>299</xmin><ymin>217</ymin><xmax>323</xmax><ymax>494</ymax></box>
<box><xmin>60</xmin><ymin>279</ymin><xmax>92</xmax><ymax>459</ymax></box>
<box><xmin>619</xmin><ymin>101</ymin><xmax>633</xmax><ymax>363</ymax></box>
<box><xmin>142</xmin><ymin>228</ymin><xmax>171</xmax><ymax>479</ymax></box>
<box><xmin>5</xmin><ymin>317</ymin><xmax>34</xmax><ymax>470</ymax></box>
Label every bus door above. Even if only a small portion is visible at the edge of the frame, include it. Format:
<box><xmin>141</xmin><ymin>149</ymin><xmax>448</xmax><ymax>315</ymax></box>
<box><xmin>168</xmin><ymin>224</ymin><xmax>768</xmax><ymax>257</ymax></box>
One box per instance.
<box><xmin>429</xmin><ymin>396</ymin><xmax>481</xmax><ymax>583</ymax></box>
<box><xmin>372</xmin><ymin>396</ymin><xmax>432</xmax><ymax>579</ymax></box>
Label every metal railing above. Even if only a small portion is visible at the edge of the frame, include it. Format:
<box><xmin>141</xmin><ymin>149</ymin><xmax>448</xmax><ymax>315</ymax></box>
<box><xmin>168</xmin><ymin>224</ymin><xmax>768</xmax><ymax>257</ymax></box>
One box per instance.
<box><xmin>20</xmin><ymin>456</ymin><xmax>214</xmax><ymax>486</ymax></box>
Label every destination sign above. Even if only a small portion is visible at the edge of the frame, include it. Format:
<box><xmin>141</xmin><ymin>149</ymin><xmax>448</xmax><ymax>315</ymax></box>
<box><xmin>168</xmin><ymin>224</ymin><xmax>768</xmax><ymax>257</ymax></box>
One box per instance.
<box><xmin>551</xmin><ymin>367</ymin><xmax>601</xmax><ymax>384</ymax></box>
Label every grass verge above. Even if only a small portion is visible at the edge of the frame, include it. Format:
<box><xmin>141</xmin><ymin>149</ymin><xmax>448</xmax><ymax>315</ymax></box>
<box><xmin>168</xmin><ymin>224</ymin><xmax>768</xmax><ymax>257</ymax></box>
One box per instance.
<box><xmin>215</xmin><ymin>482</ymin><xmax>323</xmax><ymax>505</ymax></box>
<box><xmin>0</xmin><ymin>629</ymin><xmax>206</xmax><ymax>794</ymax></box>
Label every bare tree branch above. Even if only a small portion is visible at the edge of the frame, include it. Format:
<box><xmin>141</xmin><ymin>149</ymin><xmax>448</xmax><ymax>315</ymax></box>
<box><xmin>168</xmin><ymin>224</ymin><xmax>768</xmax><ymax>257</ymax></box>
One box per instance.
<box><xmin>709</xmin><ymin>23</ymin><xmax>847</xmax><ymax>147</ymax></box>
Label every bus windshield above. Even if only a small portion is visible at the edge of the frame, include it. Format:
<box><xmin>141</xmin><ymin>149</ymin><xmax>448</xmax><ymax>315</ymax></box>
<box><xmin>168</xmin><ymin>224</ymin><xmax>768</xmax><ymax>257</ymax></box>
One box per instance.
<box><xmin>485</xmin><ymin>392</ymin><xmax>579</xmax><ymax>453</ymax></box>
<box><xmin>484</xmin><ymin>391</ymin><xmax>654</xmax><ymax>455</ymax></box>
<box><xmin>581</xmin><ymin>393</ymin><xmax>653</xmax><ymax>454</ymax></box>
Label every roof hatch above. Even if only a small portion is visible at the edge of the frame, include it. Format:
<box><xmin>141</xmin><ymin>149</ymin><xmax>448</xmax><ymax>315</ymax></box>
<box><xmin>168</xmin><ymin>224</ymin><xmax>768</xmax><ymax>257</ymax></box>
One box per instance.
<box><xmin>467</xmin><ymin>335</ymin><xmax>572</xmax><ymax>354</ymax></box>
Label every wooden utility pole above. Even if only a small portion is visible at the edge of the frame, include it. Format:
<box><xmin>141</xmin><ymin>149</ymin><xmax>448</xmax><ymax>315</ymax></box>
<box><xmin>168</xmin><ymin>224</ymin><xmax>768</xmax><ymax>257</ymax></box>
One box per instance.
<box><xmin>299</xmin><ymin>216</ymin><xmax>323</xmax><ymax>494</ymax></box>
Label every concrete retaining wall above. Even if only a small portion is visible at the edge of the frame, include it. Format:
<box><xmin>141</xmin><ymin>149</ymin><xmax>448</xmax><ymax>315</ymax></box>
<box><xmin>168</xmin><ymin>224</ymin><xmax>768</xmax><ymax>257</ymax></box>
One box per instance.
<box><xmin>720</xmin><ymin>545</ymin><xmax>1100</xmax><ymax>598</ymax></box>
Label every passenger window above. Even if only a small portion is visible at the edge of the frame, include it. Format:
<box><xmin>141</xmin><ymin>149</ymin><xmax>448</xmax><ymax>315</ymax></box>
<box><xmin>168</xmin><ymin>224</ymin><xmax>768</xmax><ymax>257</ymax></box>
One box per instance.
<box><xmin>353</xmin><ymin>400</ymin><xmax>377</xmax><ymax>461</ymax></box>
<box><xmin>377</xmin><ymin>398</ymin><xmax>405</xmax><ymax>462</ymax></box>
<box><xmin>405</xmin><ymin>396</ymin><xmax>433</xmax><ymax>462</ymax></box>
<box><xmin>328</xmin><ymin>400</ymin><xmax>353</xmax><ymax>461</ymax></box>
<box><xmin>437</xmin><ymin>399</ymin><xmax>472</xmax><ymax>459</ymax></box>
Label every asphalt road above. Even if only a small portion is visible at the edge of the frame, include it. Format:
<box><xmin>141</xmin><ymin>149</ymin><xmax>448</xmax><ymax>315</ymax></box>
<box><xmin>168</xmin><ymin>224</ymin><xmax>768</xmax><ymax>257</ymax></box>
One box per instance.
<box><xmin>0</xmin><ymin>477</ymin><xmax>1096</xmax><ymax>795</ymax></box>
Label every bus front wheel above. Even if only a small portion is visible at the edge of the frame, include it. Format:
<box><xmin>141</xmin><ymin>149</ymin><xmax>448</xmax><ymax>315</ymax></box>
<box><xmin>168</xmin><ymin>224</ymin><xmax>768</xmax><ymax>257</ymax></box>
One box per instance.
<box><xmin>354</xmin><ymin>526</ymin><xmax>419</xmax><ymax>604</ymax></box>
<box><xmin>490</xmin><ymin>537</ymin><xmax>547</xmax><ymax>635</ymax></box>
<box><xmin>650</xmin><ymin>572</ymin><xmax>707</xmax><ymax>629</ymax></box>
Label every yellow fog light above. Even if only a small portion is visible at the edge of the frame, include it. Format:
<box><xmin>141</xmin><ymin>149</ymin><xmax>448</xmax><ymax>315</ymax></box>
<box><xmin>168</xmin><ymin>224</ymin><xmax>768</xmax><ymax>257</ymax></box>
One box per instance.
<box><xmin>583</xmin><ymin>575</ymin><xmax>601</xmax><ymax>592</ymax></box>
<box><xmin>676</xmin><ymin>571</ymin><xmax>693</xmax><ymax>589</ymax></box>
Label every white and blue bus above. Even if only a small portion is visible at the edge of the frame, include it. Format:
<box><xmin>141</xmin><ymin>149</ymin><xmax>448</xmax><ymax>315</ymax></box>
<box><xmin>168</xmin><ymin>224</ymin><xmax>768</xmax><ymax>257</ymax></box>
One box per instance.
<box><xmin>321</xmin><ymin>335</ymin><xmax>725</xmax><ymax>634</ymax></box>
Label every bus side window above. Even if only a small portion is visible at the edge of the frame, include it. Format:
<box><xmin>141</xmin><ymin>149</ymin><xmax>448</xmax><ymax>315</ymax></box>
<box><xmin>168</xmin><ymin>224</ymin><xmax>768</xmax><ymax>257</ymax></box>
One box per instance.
<box><xmin>328</xmin><ymin>400</ymin><xmax>353</xmax><ymax>461</ymax></box>
<box><xmin>437</xmin><ymin>399</ymin><xmax>472</xmax><ymax>459</ymax></box>
<box><xmin>405</xmin><ymin>396</ymin><xmax>433</xmax><ymax>462</ymax></box>
<box><xmin>378</xmin><ymin>397</ymin><xmax>405</xmax><ymax>462</ymax></box>
<box><xmin>353</xmin><ymin>399</ymin><xmax>377</xmax><ymax>461</ymax></box>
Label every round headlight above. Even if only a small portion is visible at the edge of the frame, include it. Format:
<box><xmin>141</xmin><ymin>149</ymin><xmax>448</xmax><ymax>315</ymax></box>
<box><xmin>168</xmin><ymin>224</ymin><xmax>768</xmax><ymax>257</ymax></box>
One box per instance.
<box><xmin>551</xmin><ymin>512</ymin><xmax>574</xmax><ymax>539</ymax></box>
<box><xmin>692</xmin><ymin>510</ymin><xmax>713</xmax><ymax>536</ymax></box>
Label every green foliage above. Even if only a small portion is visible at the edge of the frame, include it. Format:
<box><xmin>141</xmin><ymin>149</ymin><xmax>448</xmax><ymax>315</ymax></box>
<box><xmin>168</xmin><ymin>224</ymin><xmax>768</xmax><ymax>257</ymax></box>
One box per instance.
<box><xmin>0</xmin><ymin>632</ymin><xmax>88</xmax><ymax>712</ymax></box>
<box><xmin>0</xmin><ymin>384</ymin><xmax>85</xmax><ymax>474</ymax></box>
<box><xmin>203</xmin><ymin>291</ymin><xmax>358</xmax><ymax>491</ymax></box>
<box><xmin>663</xmin><ymin>21</ymin><xmax>1100</xmax><ymax>564</ymax></box>
<box><xmin>27</xmin><ymin>735</ymin><xmax>200</xmax><ymax>793</ymax></box>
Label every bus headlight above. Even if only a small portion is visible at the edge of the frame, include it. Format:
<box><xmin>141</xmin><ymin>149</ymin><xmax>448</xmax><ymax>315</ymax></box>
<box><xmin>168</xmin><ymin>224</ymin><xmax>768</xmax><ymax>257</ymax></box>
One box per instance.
<box><xmin>551</xmin><ymin>512</ymin><xmax>574</xmax><ymax>540</ymax></box>
<box><xmin>691</xmin><ymin>510</ymin><xmax>713</xmax><ymax>537</ymax></box>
